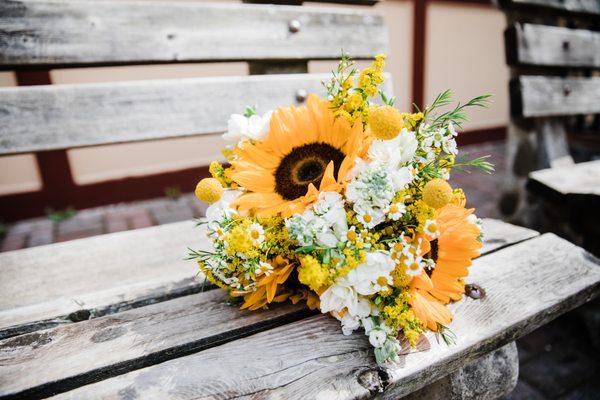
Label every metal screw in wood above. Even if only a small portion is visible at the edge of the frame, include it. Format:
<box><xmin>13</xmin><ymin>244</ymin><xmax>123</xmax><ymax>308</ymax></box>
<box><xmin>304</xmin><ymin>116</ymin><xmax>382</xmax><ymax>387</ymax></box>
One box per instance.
<box><xmin>295</xmin><ymin>89</ymin><xmax>308</xmax><ymax>103</ymax></box>
<box><xmin>288</xmin><ymin>19</ymin><xmax>301</xmax><ymax>33</ymax></box>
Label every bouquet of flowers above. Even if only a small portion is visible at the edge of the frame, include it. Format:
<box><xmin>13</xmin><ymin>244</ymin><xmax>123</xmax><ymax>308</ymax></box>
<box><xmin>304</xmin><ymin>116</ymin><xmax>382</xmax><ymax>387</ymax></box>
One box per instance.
<box><xmin>190</xmin><ymin>54</ymin><xmax>493</xmax><ymax>364</ymax></box>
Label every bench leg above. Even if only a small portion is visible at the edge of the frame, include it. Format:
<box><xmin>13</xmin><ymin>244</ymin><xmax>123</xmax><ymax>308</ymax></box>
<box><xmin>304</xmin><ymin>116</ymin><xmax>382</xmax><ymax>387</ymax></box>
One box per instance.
<box><xmin>401</xmin><ymin>342</ymin><xmax>519</xmax><ymax>400</ymax></box>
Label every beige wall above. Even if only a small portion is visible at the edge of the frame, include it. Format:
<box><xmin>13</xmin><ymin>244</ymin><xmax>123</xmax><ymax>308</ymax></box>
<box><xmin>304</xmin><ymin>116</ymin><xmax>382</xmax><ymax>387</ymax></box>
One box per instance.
<box><xmin>425</xmin><ymin>3</ymin><xmax>509</xmax><ymax>130</ymax></box>
<box><xmin>0</xmin><ymin>0</ymin><xmax>508</xmax><ymax>196</ymax></box>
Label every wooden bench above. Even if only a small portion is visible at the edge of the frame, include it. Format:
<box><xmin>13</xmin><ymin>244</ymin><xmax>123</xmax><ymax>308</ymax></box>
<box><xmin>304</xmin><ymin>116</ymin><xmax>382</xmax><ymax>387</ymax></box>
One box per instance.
<box><xmin>1</xmin><ymin>1</ymin><xmax>599</xmax><ymax>399</ymax></box>
<box><xmin>496</xmin><ymin>0</ymin><xmax>600</xmax><ymax>255</ymax></box>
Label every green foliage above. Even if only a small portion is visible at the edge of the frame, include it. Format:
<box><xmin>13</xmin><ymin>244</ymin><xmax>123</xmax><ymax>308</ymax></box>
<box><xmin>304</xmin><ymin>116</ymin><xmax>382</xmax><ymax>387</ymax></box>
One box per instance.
<box><xmin>453</xmin><ymin>155</ymin><xmax>495</xmax><ymax>174</ymax></box>
<box><xmin>243</xmin><ymin>106</ymin><xmax>257</xmax><ymax>118</ymax></box>
<box><xmin>45</xmin><ymin>207</ymin><xmax>76</xmax><ymax>222</ymax></box>
<box><xmin>424</xmin><ymin>89</ymin><xmax>492</xmax><ymax>130</ymax></box>
<box><xmin>436</xmin><ymin>324</ymin><xmax>457</xmax><ymax>346</ymax></box>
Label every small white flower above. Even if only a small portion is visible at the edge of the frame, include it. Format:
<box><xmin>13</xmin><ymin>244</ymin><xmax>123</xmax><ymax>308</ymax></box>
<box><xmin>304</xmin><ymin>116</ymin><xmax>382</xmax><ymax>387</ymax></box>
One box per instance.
<box><xmin>346</xmin><ymin>252</ymin><xmax>396</xmax><ymax>295</ymax></box>
<box><xmin>369</xmin><ymin>329</ymin><xmax>388</xmax><ymax>348</ymax></box>
<box><xmin>423</xmin><ymin>219</ymin><xmax>439</xmax><ymax>238</ymax></box>
<box><xmin>255</xmin><ymin>261</ymin><xmax>273</xmax><ymax>276</ymax></box>
<box><xmin>222</xmin><ymin>111</ymin><xmax>273</xmax><ymax>143</ymax></box>
<box><xmin>386</xmin><ymin>202</ymin><xmax>406</xmax><ymax>221</ymax></box>
<box><xmin>248</xmin><ymin>222</ymin><xmax>265</xmax><ymax>246</ymax></box>
<box><xmin>356</xmin><ymin>208</ymin><xmax>385</xmax><ymax>229</ymax></box>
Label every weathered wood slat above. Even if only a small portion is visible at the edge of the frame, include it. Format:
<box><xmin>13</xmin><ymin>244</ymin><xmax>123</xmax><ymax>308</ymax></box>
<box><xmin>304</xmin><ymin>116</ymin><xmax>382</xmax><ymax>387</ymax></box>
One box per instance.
<box><xmin>0</xmin><ymin>291</ymin><xmax>311</xmax><ymax>399</ymax></box>
<box><xmin>0</xmin><ymin>219</ymin><xmax>537</xmax><ymax>398</ymax></box>
<box><xmin>479</xmin><ymin>218</ymin><xmax>538</xmax><ymax>254</ymax></box>
<box><xmin>497</xmin><ymin>0</ymin><xmax>600</xmax><ymax>15</ymax></box>
<box><xmin>511</xmin><ymin>76</ymin><xmax>600</xmax><ymax>117</ymax></box>
<box><xmin>506</xmin><ymin>23</ymin><xmax>600</xmax><ymax>68</ymax></box>
<box><xmin>0</xmin><ymin>0</ymin><xmax>386</xmax><ymax>68</ymax></box>
<box><xmin>0</xmin><ymin>73</ymin><xmax>393</xmax><ymax>155</ymax></box>
<box><xmin>0</xmin><ymin>74</ymin><xmax>327</xmax><ymax>154</ymax></box>
<box><xmin>529</xmin><ymin>159</ymin><xmax>600</xmax><ymax>196</ymax></box>
<box><xmin>0</xmin><ymin>221</ymin><xmax>204</xmax><ymax>339</ymax></box>
<box><xmin>49</xmin><ymin>234</ymin><xmax>600</xmax><ymax>400</ymax></box>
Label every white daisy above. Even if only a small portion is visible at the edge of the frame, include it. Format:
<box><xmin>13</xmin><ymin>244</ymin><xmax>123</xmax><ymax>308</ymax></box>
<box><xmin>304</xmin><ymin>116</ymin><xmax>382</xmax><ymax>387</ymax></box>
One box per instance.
<box><xmin>248</xmin><ymin>222</ymin><xmax>265</xmax><ymax>246</ymax></box>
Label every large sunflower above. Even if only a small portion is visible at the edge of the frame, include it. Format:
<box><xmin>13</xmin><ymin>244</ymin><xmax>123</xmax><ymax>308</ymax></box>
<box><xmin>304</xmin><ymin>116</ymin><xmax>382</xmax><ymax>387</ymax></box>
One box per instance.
<box><xmin>410</xmin><ymin>202</ymin><xmax>482</xmax><ymax>330</ymax></box>
<box><xmin>230</xmin><ymin>94</ymin><xmax>368</xmax><ymax>217</ymax></box>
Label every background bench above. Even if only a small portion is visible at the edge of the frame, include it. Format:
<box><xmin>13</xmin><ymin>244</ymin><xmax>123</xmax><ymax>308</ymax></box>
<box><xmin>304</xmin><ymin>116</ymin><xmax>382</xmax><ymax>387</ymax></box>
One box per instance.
<box><xmin>495</xmin><ymin>0</ymin><xmax>600</xmax><ymax>256</ymax></box>
<box><xmin>1</xmin><ymin>1</ymin><xmax>599</xmax><ymax>399</ymax></box>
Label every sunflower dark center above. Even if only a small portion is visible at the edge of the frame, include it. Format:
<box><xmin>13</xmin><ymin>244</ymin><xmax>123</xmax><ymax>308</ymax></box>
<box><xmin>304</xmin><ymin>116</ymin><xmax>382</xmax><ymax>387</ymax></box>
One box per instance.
<box><xmin>275</xmin><ymin>142</ymin><xmax>345</xmax><ymax>200</ymax></box>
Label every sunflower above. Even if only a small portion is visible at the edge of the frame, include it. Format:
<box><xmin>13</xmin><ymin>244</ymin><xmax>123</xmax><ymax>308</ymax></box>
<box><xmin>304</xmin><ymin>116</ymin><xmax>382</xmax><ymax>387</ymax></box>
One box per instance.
<box><xmin>409</xmin><ymin>202</ymin><xmax>482</xmax><ymax>330</ymax></box>
<box><xmin>240</xmin><ymin>256</ymin><xmax>293</xmax><ymax>311</ymax></box>
<box><xmin>230</xmin><ymin>94</ymin><xmax>368</xmax><ymax>217</ymax></box>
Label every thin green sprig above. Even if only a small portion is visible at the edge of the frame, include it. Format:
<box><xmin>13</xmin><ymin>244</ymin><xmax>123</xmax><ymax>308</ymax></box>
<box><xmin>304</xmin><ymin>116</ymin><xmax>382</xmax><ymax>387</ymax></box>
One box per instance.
<box><xmin>436</xmin><ymin>324</ymin><xmax>457</xmax><ymax>346</ymax></box>
<box><xmin>453</xmin><ymin>155</ymin><xmax>495</xmax><ymax>174</ymax></box>
<box><xmin>424</xmin><ymin>90</ymin><xmax>492</xmax><ymax>129</ymax></box>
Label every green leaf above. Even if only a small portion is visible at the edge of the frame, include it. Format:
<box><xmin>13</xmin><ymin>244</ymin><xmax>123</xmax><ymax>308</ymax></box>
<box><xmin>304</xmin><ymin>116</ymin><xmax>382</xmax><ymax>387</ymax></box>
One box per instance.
<box><xmin>295</xmin><ymin>245</ymin><xmax>316</xmax><ymax>254</ymax></box>
<box><xmin>244</xmin><ymin>106</ymin><xmax>257</xmax><ymax>118</ymax></box>
<box><xmin>322</xmin><ymin>249</ymin><xmax>331</xmax><ymax>264</ymax></box>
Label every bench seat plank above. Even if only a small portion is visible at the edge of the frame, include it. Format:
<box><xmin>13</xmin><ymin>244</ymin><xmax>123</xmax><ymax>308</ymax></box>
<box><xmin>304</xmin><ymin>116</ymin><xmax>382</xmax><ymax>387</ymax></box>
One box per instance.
<box><xmin>0</xmin><ymin>0</ymin><xmax>386</xmax><ymax>68</ymax></box>
<box><xmin>529</xmin><ymin>160</ymin><xmax>600</xmax><ymax>197</ymax></box>
<box><xmin>0</xmin><ymin>221</ymin><xmax>204</xmax><ymax>339</ymax></box>
<box><xmin>0</xmin><ymin>290</ymin><xmax>310</xmax><ymax>399</ymax></box>
<box><xmin>48</xmin><ymin>234</ymin><xmax>600</xmax><ymax>400</ymax></box>
<box><xmin>0</xmin><ymin>218</ymin><xmax>537</xmax><ymax>340</ymax></box>
<box><xmin>0</xmin><ymin>219</ymin><xmax>537</xmax><ymax>398</ymax></box>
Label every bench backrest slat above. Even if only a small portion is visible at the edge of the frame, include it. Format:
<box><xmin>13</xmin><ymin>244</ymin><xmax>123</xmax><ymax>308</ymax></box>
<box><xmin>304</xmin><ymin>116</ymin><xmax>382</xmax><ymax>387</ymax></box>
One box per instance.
<box><xmin>1</xmin><ymin>73</ymin><xmax>393</xmax><ymax>154</ymax></box>
<box><xmin>511</xmin><ymin>76</ymin><xmax>600</xmax><ymax>117</ymax></box>
<box><xmin>497</xmin><ymin>0</ymin><xmax>600</xmax><ymax>15</ymax></box>
<box><xmin>0</xmin><ymin>0</ymin><xmax>386</xmax><ymax>69</ymax></box>
<box><xmin>506</xmin><ymin>23</ymin><xmax>600</xmax><ymax>68</ymax></box>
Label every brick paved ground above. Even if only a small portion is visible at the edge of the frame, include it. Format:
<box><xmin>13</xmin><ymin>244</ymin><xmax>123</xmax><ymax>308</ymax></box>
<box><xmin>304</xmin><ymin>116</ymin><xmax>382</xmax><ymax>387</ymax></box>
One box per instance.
<box><xmin>1</xmin><ymin>139</ymin><xmax>597</xmax><ymax>398</ymax></box>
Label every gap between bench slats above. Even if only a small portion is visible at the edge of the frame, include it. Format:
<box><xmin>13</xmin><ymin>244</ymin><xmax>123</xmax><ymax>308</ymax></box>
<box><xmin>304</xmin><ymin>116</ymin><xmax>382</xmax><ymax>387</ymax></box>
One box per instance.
<box><xmin>0</xmin><ymin>219</ymin><xmax>537</xmax><ymax>399</ymax></box>
<box><xmin>511</xmin><ymin>76</ymin><xmax>600</xmax><ymax>118</ymax></box>
<box><xmin>0</xmin><ymin>0</ymin><xmax>386</xmax><ymax>69</ymax></box>
<box><xmin>0</xmin><ymin>219</ymin><xmax>537</xmax><ymax>341</ymax></box>
<box><xmin>47</xmin><ymin>233</ymin><xmax>600</xmax><ymax>400</ymax></box>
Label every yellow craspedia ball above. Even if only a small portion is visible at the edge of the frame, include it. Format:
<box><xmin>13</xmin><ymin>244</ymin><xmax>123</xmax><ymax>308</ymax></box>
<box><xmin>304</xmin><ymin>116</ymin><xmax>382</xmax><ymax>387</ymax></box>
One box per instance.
<box><xmin>422</xmin><ymin>178</ymin><xmax>453</xmax><ymax>209</ymax></box>
<box><xmin>195</xmin><ymin>178</ymin><xmax>223</xmax><ymax>204</ymax></box>
<box><xmin>369</xmin><ymin>105</ymin><xmax>403</xmax><ymax>140</ymax></box>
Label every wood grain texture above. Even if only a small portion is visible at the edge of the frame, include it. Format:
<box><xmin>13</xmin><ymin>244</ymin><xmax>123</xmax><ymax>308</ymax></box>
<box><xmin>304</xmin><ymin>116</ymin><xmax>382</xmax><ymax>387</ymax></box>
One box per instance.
<box><xmin>0</xmin><ymin>221</ymin><xmax>206</xmax><ymax>339</ymax></box>
<box><xmin>506</xmin><ymin>23</ymin><xmax>600</xmax><ymax>68</ymax></box>
<box><xmin>512</xmin><ymin>76</ymin><xmax>600</xmax><ymax>118</ymax></box>
<box><xmin>0</xmin><ymin>0</ymin><xmax>386</xmax><ymax>68</ymax></box>
<box><xmin>49</xmin><ymin>234</ymin><xmax>600</xmax><ymax>400</ymax></box>
<box><xmin>529</xmin><ymin>159</ymin><xmax>600</xmax><ymax>196</ymax></box>
<box><xmin>498</xmin><ymin>0</ymin><xmax>600</xmax><ymax>14</ymax></box>
<box><xmin>480</xmin><ymin>218</ymin><xmax>538</xmax><ymax>254</ymax></box>
<box><xmin>0</xmin><ymin>74</ymin><xmax>332</xmax><ymax>154</ymax></box>
<box><xmin>0</xmin><ymin>219</ymin><xmax>537</xmax><ymax>398</ymax></box>
<box><xmin>0</xmin><ymin>290</ymin><xmax>312</xmax><ymax>399</ymax></box>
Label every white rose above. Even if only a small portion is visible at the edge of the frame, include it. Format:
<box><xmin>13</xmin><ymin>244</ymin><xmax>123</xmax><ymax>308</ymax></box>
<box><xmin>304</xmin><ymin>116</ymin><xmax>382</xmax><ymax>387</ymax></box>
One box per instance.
<box><xmin>222</xmin><ymin>111</ymin><xmax>272</xmax><ymax>143</ymax></box>
<box><xmin>369</xmin><ymin>329</ymin><xmax>388</xmax><ymax>348</ymax></box>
